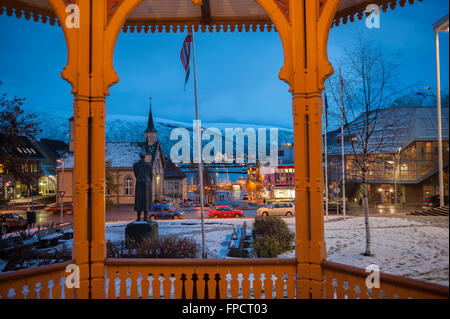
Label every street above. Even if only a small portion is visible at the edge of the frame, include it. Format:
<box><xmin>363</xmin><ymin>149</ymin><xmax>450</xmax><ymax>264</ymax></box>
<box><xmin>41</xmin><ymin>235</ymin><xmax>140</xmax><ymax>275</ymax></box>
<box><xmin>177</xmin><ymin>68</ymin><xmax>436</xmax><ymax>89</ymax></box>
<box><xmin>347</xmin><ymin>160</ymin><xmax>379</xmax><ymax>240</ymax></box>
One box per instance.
<box><xmin>2</xmin><ymin>200</ymin><xmax>444</xmax><ymax>227</ymax></box>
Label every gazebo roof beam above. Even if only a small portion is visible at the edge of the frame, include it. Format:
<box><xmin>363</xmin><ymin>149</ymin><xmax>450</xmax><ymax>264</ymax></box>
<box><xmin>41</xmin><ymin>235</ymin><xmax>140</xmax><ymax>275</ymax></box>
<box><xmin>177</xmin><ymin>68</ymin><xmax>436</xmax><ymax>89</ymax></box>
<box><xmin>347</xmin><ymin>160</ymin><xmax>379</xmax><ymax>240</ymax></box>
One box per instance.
<box><xmin>201</xmin><ymin>0</ymin><xmax>211</xmax><ymax>25</ymax></box>
<box><xmin>0</xmin><ymin>0</ymin><xmax>424</xmax><ymax>32</ymax></box>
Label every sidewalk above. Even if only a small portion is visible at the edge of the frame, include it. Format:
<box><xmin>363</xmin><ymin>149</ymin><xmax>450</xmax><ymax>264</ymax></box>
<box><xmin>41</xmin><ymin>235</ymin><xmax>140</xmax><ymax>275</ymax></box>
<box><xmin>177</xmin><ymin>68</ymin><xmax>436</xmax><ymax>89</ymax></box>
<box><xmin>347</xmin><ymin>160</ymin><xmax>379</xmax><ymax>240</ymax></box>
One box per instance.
<box><xmin>345</xmin><ymin>202</ymin><xmax>424</xmax><ymax>216</ymax></box>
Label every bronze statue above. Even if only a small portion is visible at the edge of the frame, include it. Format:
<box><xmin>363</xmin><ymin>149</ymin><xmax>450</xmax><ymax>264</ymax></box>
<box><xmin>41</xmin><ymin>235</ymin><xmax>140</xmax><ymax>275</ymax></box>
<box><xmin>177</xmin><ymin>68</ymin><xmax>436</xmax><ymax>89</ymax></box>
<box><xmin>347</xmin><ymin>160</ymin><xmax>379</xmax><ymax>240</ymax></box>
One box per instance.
<box><xmin>133</xmin><ymin>153</ymin><xmax>153</xmax><ymax>221</ymax></box>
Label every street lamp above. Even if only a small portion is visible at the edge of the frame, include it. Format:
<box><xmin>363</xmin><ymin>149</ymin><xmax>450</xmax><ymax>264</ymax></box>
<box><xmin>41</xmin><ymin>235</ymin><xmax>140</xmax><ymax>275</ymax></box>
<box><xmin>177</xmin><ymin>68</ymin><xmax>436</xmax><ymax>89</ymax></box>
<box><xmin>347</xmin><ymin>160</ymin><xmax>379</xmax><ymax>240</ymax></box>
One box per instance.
<box><xmin>56</xmin><ymin>159</ymin><xmax>64</xmax><ymax>224</ymax></box>
<box><xmin>433</xmin><ymin>14</ymin><xmax>449</xmax><ymax>207</ymax></box>
<box><xmin>394</xmin><ymin>147</ymin><xmax>402</xmax><ymax>205</ymax></box>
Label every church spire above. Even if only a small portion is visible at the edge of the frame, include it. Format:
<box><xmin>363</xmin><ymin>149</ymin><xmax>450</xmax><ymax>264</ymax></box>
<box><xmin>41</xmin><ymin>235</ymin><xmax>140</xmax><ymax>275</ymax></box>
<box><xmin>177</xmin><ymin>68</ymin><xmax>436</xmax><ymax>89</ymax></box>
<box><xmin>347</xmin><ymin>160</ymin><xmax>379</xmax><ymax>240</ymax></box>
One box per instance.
<box><xmin>145</xmin><ymin>97</ymin><xmax>158</xmax><ymax>147</ymax></box>
<box><xmin>145</xmin><ymin>97</ymin><xmax>157</xmax><ymax>133</ymax></box>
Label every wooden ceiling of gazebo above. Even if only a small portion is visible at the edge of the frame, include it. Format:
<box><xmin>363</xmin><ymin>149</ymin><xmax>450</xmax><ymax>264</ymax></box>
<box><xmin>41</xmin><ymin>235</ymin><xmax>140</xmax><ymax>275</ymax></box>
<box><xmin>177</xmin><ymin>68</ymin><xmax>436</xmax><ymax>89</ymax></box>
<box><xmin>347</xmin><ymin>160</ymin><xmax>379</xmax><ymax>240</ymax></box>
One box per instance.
<box><xmin>0</xmin><ymin>0</ymin><xmax>421</xmax><ymax>32</ymax></box>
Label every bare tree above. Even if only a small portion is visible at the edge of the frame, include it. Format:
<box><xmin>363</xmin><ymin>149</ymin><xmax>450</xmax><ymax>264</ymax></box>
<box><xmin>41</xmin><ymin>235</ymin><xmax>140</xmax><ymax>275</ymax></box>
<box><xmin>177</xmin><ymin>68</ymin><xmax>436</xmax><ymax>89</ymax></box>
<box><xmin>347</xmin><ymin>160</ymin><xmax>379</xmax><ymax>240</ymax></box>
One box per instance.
<box><xmin>327</xmin><ymin>34</ymin><xmax>405</xmax><ymax>256</ymax></box>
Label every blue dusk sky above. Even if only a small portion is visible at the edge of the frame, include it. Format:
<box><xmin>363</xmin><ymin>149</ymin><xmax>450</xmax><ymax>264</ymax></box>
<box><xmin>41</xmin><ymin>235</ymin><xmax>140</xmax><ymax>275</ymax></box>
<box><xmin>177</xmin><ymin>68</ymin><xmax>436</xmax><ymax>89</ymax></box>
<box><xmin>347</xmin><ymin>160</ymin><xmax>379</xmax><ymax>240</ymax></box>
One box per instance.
<box><xmin>0</xmin><ymin>1</ymin><xmax>448</xmax><ymax>129</ymax></box>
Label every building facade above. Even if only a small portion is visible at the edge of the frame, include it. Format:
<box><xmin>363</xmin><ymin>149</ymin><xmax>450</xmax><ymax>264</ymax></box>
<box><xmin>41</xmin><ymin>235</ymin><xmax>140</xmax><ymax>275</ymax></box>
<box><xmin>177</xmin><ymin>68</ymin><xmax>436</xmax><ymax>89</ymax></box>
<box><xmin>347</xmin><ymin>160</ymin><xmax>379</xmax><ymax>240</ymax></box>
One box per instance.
<box><xmin>56</xmin><ymin>104</ymin><xmax>168</xmax><ymax>205</ymax></box>
<box><xmin>263</xmin><ymin>164</ymin><xmax>295</xmax><ymax>199</ymax></box>
<box><xmin>326</xmin><ymin>106</ymin><xmax>449</xmax><ymax>205</ymax></box>
<box><xmin>163</xmin><ymin>157</ymin><xmax>188</xmax><ymax>202</ymax></box>
<box><xmin>0</xmin><ymin>135</ymin><xmax>66</xmax><ymax>200</ymax></box>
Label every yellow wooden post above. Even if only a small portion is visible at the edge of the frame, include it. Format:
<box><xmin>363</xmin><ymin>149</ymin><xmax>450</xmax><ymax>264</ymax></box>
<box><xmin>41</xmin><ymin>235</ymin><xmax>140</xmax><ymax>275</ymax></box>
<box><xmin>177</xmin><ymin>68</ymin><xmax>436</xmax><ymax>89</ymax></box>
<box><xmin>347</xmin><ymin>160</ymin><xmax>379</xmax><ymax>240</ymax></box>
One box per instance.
<box><xmin>256</xmin><ymin>0</ymin><xmax>336</xmax><ymax>299</ymax></box>
<box><xmin>289</xmin><ymin>0</ymin><xmax>340</xmax><ymax>298</ymax></box>
<box><xmin>48</xmin><ymin>0</ymin><xmax>143</xmax><ymax>298</ymax></box>
<box><xmin>257</xmin><ymin>0</ymin><xmax>339</xmax><ymax>298</ymax></box>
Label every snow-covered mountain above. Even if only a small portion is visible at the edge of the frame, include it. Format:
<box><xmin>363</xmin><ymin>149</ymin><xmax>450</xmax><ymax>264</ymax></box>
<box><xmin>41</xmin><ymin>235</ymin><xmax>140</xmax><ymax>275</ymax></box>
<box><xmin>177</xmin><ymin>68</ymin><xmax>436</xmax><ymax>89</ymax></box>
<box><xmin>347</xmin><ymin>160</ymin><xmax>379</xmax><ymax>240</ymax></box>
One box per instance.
<box><xmin>35</xmin><ymin>112</ymin><xmax>294</xmax><ymax>156</ymax></box>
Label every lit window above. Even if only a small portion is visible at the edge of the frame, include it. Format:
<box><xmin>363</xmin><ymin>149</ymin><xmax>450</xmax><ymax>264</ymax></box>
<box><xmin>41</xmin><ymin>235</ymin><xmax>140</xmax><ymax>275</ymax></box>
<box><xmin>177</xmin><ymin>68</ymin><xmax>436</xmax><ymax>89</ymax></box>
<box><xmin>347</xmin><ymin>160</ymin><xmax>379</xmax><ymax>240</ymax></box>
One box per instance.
<box><xmin>124</xmin><ymin>176</ymin><xmax>133</xmax><ymax>196</ymax></box>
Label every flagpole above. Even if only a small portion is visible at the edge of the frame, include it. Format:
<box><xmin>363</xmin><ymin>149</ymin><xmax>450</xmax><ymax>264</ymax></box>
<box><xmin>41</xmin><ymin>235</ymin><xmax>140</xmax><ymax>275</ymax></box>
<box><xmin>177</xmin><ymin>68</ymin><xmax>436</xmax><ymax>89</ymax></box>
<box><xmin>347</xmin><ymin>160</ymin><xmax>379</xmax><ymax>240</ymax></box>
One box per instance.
<box><xmin>324</xmin><ymin>94</ymin><xmax>329</xmax><ymax>221</ymax></box>
<box><xmin>191</xmin><ymin>27</ymin><xmax>207</xmax><ymax>258</ymax></box>
<box><xmin>340</xmin><ymin>69</ymin><xmax>346</xmax><ymax>220</ymax></box>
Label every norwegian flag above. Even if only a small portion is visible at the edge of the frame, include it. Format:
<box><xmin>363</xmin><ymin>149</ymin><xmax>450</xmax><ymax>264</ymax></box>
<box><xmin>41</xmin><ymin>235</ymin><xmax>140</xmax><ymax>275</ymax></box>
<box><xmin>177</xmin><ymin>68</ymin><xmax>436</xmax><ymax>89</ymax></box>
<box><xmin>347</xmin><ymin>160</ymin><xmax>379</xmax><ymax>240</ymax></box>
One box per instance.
<box><xmin>180</xmin><ymin>33</ymin><xmax>193</xmax><ymax>88</ymax></box>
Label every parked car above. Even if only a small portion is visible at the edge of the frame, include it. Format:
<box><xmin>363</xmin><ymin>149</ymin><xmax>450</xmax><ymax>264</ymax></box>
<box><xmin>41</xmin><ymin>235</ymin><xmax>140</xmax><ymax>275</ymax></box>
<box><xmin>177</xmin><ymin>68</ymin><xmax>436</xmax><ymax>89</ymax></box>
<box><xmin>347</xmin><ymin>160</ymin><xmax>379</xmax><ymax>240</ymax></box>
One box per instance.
<box><xmin>0</xmin><ymin>212</ymin><xmax>28</xmax><ymax>236</ymax></box>
<box><xmin>148</xmin><ymin>203</ymin><xmax>185</xmax><ymax>220</ymax></box>
<box><xmin>209</xmin><ymin>206</ymin><xmax>244</xmax><ymax>218</ymax></box>
<box><xmin>45</xmin><ymin>202</ymin><xmax>74</xmax><ymax>213</ymax></box>
<box><xmin>422</xmin><ymin>195</ymin><xmax>449</xmax><ymax>209</ymax></box>
<box><xmin>257</xmin><ymin>202</ymin><xmax>295</xmax><ymax>217</ymax></box>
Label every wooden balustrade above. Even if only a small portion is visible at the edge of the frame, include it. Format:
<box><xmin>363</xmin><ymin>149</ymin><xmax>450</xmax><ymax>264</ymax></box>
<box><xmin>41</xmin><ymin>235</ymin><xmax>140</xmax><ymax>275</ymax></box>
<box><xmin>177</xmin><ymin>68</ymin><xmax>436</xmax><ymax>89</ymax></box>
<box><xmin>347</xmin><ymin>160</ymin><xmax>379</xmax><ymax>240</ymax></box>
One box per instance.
<box><xmin>105</xmin><ymin>258</ymin><xmax>297</xmax><ymax>299</ymax></box>
<box><xmin>0</xmin><ymin>258</ymin><xmax>447</xmax><ymax>299</ymax></box>
<box><xmin>0</xmin><ymin>261</ymin><xmax>74</xmax><ymax>299</ymax></box>
<box><xmin>322</xmin><ymin>260</ymin><xmax>449</xmax><ymax>299</ymax></box>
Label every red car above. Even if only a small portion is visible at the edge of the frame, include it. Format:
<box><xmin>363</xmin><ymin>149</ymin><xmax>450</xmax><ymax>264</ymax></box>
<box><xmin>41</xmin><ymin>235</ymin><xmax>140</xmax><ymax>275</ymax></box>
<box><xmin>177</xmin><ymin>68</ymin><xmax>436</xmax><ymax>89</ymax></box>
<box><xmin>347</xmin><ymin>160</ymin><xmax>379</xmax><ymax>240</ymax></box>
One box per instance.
<box><xmin>208</xmin><ymin>206</ymin><xmax>244</xmax><ymax>218</ymax></box>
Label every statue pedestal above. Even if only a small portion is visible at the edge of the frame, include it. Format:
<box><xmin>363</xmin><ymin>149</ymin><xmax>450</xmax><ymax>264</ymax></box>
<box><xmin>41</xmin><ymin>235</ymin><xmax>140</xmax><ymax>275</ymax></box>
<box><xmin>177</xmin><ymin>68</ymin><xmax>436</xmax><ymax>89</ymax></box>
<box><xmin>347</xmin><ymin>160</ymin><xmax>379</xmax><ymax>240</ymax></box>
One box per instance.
<box><xmin>125</xmin><ymin>221</ymin><xmax>158</xmax><ymax>246</ymax></box>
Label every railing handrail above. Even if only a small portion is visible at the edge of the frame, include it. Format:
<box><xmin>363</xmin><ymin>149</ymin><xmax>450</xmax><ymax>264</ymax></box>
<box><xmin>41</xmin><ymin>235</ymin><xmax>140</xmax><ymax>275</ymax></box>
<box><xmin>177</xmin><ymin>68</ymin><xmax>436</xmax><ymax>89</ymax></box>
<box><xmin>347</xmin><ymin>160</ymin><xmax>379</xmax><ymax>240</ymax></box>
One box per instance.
<box><xmin>322</xmin><ymin>260</ymin><xmax>449</xmax><ymax>298</ymax></box>
<box><xmin>106</xmin><ymin>258</ymin><xmax>297</xmax><ymax>267</ymax></box>
<box><xmin>0</xmin><ymin>260</ymin><xmax>73</xmax><ymax>282</ymax></box>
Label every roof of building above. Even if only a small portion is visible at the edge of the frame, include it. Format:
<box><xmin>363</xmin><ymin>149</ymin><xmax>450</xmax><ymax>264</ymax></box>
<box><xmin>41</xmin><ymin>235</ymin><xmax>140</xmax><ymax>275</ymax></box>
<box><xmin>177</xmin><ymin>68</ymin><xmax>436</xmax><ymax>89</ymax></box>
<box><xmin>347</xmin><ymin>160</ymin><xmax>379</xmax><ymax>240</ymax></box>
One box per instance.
<box><xmin>0</xmin><ymin>134</ymin><xmax>43</xmax><ymax>160</ymax></box>
<box><xmin>326</xmin><ymin>106</ymin><xmax>450</xmax><ymax>155</ymax></box>
<box><xmin>58</xmin><ymin>142</ymin><xmax>144</xmax><ymax>169</ymax></box>
<box><xmin>57</xmin><ymin>141</ymin><xmax>166</xmax><ymax>169</ymax></box>
<box><xmin>39</xmin><ymin>138</ymin><xmax>67</xmax><ymax>160</ymax></box>
<box><xmin>164</xmin><ymin>158</ymin><xmax>187</xmax><ymax>180</ymax></box>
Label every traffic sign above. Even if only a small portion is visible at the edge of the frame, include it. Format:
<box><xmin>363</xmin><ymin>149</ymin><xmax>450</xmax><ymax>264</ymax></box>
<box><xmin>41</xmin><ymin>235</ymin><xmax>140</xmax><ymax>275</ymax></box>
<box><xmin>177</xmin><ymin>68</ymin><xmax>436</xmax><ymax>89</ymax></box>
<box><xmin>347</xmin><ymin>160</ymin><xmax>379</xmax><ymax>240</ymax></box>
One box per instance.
<box><xmin>59</xmin><ymin>191</ymin><xmax>66</xmax><ymax>198</ymax></box>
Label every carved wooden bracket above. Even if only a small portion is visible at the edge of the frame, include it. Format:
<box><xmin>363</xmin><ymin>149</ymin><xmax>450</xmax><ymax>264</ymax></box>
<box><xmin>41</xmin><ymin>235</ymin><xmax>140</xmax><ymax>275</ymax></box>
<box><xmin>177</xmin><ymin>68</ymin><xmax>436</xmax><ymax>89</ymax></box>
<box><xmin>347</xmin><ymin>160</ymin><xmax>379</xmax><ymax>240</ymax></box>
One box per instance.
<box><xmin>107</xmin><ymin>0</ymin><xmax>125</xmax><ymax>25</ymax></box>
<box><xmin>274</xmin><ymin>0</ymin><xmax>289</xmax><ymax>21</ymax></box>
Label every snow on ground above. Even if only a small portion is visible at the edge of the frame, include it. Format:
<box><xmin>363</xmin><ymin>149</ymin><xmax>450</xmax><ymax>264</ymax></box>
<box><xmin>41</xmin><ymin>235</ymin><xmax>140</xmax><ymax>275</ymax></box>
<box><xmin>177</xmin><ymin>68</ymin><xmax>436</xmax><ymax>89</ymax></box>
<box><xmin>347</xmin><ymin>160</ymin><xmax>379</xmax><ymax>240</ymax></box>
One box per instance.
<box><xmin>326</xmin><ymin>217</ymin><xmax>448</xmax><ymax>286</ymax></box>
<box><xmin>1</xmin><ymin>216</ymin><xmax>448</xmax><ymax>286</ymax></box>
<box><xmin>107</xmin><ymin>216</ymin><xmax>449</xmax><ymax>286</ymax></box>
<box><xmin>279</xmin><ymin>216</ymin><xmax>449</xmax><ymax>286</ymax></box>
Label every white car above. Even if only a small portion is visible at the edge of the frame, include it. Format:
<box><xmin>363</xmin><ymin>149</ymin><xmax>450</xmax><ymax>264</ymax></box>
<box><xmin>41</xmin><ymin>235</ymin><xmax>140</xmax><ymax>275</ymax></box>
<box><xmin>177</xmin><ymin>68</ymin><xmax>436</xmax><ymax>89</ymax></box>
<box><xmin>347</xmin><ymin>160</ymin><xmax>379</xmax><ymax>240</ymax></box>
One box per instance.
<box><xmin>257</xmin><ymin>202</ymin><xmax>295</xmax><ymax>217</ymax></box>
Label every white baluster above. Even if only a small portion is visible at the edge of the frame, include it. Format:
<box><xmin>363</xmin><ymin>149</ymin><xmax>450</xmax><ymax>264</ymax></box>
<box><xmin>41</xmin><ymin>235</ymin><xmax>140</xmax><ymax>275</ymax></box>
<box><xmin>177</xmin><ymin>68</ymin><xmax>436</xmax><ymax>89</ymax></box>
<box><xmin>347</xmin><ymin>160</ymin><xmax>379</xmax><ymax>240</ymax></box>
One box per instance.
<box><xmin>8</xmin><ymin>288</ymin><xmax>16</xmax><ymax>299</ymax></box>
<box><xmin>48</xmin><ymin>279</ymin><xmax>54</xmax><ymax>299</ymax></box>
<box><xmin>159</xmin><ymin>274</ymin><xmax>165</xmax><ymax>299</ymax></box>
<box><xmin>270</xmin><ymin>274</ymin><xmax>277</xmax><ymax>299</ymax></box>
<box><xmin>170</xmin><ymin>275</ymin><xmax>176</xmax><ymax>299</ymax></box>
<box><xmin>35</xmin><ymin>282</ymin><xmax>42</xmax><ymax>299</ymax></box>
<box><xmin>137</xmin><ymin>272</ymin><xmax>143</xmax><ymax>298</ymax></box>
<box><xmin>225</xmin><ymin>273</ymin><xmax>232</xmax><ymax>299</ymax></box>
<box><xmin>237</xmin><ymin>273</ymin><xmax>244</xmax><ymax>299</ymax></box>
<box><xmin>248</xmin><ymin>273</ymin><xmax>255</xmax><ymax>299</ymax></box>
<box><xmin>59</xmin><ymin>277</ymin><xmax>66</xmax><ymax>299</ymax></box>
<box><xmin>260</xmin><ymin>273</ymin><xmax>266</xmax><ymax>299</ymax></box>
<box><xmin>148</xmin><ymin>274</ymin><xmax>154</xmax><ymax>299</ymax></box>
<box><xmin>22</xmin><ymin>285</ymin><xmax>29</xmax><ymax>299</ymax></box>
<box><xmin>282</xmin><ymin>273</ymin><xmax>288</xmax><ymax>299</ymax></box>
<box><xmin>114</xmin><ymin>272</ymin><xmax>121</xmax><ymax>299</ymax></box>
<box><xmin>126</xmin><ymin>272</ymin><xmax>131</xmax><ymax>299</ymax></box>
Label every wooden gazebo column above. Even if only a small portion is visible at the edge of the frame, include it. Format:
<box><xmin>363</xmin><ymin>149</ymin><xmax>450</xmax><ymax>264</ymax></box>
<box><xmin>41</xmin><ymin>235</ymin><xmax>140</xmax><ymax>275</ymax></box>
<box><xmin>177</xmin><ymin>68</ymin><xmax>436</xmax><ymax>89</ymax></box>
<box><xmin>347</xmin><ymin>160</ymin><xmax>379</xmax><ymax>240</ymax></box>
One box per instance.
<box><xmin>49</xmin><ymin>0</ymin><xmax>141</xmax><ymax>298</ymax></box>
<box><xmin>289</xmin><ymin>0</ymin><xmax>340</xmax><ymax>299</ymax></box>
<box><xmin>258</xmin><ymin>0</ymin><xmax>340</xmax><ymax>298</ymax></box>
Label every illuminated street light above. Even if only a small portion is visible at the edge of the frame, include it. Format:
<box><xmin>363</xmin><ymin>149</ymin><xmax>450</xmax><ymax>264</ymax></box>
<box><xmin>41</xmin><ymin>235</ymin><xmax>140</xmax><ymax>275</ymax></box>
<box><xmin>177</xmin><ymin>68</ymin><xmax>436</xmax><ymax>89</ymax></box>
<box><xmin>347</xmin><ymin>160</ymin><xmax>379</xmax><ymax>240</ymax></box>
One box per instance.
<box><xmin>433</xmin><ymin>14</ymin><xmax>449</xmax><ymax>207</ymax></box>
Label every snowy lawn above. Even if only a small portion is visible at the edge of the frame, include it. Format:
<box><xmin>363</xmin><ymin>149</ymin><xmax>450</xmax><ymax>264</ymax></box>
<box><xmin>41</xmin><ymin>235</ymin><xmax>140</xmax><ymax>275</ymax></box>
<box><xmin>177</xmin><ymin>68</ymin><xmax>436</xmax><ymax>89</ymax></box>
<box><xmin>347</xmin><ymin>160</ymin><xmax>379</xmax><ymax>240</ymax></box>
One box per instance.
<box><xmin>284</xmin><ymin>216</ymin><xmax>448</xmax><ymax>286</ymax></box>
<box><xmin>1</xmin><ymin>216</ymin><xmax>448</xmax><ymax>286</ymax></box>
<box><xmin>105</xmin><ymin>216</ymin><xmax>449</xmax><ymax>286</ymax></box>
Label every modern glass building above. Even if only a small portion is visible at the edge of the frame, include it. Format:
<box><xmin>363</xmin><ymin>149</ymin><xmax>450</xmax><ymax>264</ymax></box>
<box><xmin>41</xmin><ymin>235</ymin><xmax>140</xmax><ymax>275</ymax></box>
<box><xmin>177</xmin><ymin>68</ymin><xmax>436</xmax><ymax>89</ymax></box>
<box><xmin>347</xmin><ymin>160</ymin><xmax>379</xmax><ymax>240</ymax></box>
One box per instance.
<box><xmin>326</xmin><ymin>106</ymin><xmax>449</xmax><ymax>205</ymax></box>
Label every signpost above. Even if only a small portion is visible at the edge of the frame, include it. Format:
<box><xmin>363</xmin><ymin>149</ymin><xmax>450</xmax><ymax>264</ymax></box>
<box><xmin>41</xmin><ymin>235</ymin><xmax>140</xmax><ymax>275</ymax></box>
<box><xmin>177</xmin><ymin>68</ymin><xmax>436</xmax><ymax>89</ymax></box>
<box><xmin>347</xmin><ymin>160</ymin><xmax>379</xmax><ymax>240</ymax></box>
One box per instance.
<box><xmin>59</xmin><ymin>190</ymin><xmax>65</xmax><ymax>224</ymax></box>
<box><xmin>334</xmin><ymin>187</ymin><xmax>340</xmax><ymax>215</ymax></box>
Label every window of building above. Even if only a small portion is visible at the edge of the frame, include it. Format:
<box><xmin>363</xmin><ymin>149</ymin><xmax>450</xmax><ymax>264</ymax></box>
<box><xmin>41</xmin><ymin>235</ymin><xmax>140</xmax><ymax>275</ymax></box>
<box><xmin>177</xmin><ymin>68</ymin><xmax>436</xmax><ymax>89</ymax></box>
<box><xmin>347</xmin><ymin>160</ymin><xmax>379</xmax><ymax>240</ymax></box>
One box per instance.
<box><xmin>124</xmin><ymin>176</ymin><xmax>133</xmax><ymax>196</ymax></box>
<box><xmin>168</xmin><ymin>182</ymin><xmax>173</xmax><ymax>190</ymax></box>
<box><xmin>174</xmin><ymin>182</ymin><xmax>179</xmax><ymax>190</ymax></box>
